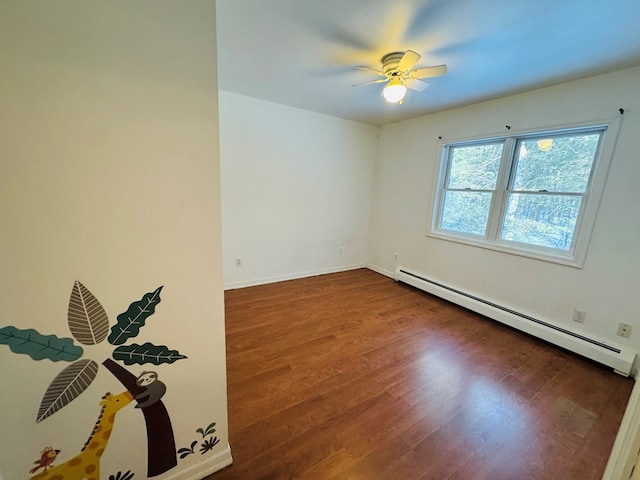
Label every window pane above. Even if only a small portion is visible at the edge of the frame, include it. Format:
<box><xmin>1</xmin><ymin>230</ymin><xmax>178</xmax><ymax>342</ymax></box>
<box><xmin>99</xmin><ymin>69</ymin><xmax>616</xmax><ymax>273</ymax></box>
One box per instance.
<box><xmin>447</xmin><ymin>143</ymin><xmax>504</xmax><ymax>190</ymax></box>
<box><xmin>512</xmin><ymin>133</ymin><xmax>601</xmax><ymax>193</ymax></box>
<box><xmin>501</xmin><ymin>193</ymin><xmax>583</xmax><ymax>250</ymax></box>
<box><xmin>440</xmin><ymin>191</ymin><xmax>492</xmax><ymax>236</ymax></box>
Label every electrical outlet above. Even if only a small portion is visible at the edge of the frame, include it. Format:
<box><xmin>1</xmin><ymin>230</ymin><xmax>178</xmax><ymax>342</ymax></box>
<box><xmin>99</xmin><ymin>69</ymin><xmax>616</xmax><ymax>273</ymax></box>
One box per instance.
<box><xmin>572</xmin><ymin>309</ymin><xmax>586</xmax><ymax>323</ymax></box>
<box><xmin>339</xmin><ymin>246</ymin><xmax>343</xmax><ymax>255</ymax></box>
<box><xmin>235</xmin><ymin>257</ymin><xmax>242</xmax><ymax>267</ymax></box>
<box><xmin>617</xmin><ymin>323</ymin><xmax>632</xmax><ymax>338</ymax></box>
<box><xmin>394</xmin><ymin>252</ymin><xmax>399</xmax><ymax>262</ymax></box>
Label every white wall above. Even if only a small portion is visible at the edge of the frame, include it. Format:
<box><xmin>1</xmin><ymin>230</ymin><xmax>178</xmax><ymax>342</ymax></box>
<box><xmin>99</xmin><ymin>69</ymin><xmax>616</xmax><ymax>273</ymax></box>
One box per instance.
<box><xmin>0</xmin><ymin>1</ymin><xmax>230</xmax><ymax>479</ymax></box>
<box><xmin>368</xmin><ymin>66</ymin><xmax>640</xmax><ymax>357</ymax></box>
<box><xmin>219</xmin><ymin>92</ymin><xmax>378</xmax><ymax>288</ymax></box>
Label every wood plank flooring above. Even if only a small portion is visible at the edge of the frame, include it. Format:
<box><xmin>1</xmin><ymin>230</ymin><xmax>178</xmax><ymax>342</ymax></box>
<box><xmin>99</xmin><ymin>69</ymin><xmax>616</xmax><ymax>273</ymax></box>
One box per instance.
<box><xmin>210</xmin><ymin>269</ymin><xmax>633</xmax><ymax>480</ymax></box>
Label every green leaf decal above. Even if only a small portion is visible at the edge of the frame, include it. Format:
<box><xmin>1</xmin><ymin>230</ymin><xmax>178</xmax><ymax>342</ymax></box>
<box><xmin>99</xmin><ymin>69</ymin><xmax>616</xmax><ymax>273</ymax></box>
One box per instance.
<box><xmin>108</xmin><ymin>471</ymin><xmax>135</xmax><ymax>480</ymax></box>
<box><xmin>36</xmin><ymin>359</ymin><xmax>98</xmax><ymax>422</ymax></box>
<box><xmin>112</xmin><ymin>342</ymin><xmax>187</xmax><ymax>365</ymax></box>
<box><xmin>108</xmin><ymin>286</ymin><xmax>163</xmax><ymax>345</ymax></box>
<box><xmin>0</xmin><ymin>326</ymin><xmax>83</xmax><ymax>362</ymax></box>
<box><xmin>197</xmin><ymin>422</ymin><xmax>216</xmax><ymax>438</ymax></box>
<box><xmin>68</xmin><ymin>281</ymin><xmax>110</xmax><ymax>345</ymax></box>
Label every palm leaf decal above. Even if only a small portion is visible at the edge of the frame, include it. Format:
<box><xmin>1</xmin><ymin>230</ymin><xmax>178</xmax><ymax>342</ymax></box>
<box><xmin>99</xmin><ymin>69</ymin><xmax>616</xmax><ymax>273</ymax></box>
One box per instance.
<box><xmin>0</xmin><ymin>326</ymin><xmax>83</xmax><ymax>362</ymax></box>
<box><xmin>68</xmin><ymin>281</ymin><xmax>109</xmax><ymax>345</ymax></box>
<box><xmin>108</xmin><ymin>287</ymin><xmax>163</xmax><ymax>345</ymax></box>
<box><xmin>113</xmin><ymin>342</ymin><xmax>187</xmax><ymax>365</ymax></box>
<box><xmin>36</xmin><ymin>359</ymin><xmax>98</xmax><ymax>422</ymax></box>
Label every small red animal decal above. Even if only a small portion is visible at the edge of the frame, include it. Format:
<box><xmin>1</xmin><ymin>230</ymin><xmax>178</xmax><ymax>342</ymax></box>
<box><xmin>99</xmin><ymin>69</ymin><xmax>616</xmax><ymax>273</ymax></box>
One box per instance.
<box><xmin>29</xmin><ymin>447</ymin><xmax>60</xmax><ymax>474</ymax></box>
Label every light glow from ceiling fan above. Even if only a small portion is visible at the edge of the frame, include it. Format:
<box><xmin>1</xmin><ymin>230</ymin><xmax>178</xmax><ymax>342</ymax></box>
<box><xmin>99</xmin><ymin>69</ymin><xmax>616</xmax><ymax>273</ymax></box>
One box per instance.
<box><xmin>382</xmin><ymin>78</ymin><xmax>406</xmax><ymax>103</ymax></box>
<box><xmin>537</xmin><ymin>138</ymin><xmax>554</xmax><ymax>151</ymax></box>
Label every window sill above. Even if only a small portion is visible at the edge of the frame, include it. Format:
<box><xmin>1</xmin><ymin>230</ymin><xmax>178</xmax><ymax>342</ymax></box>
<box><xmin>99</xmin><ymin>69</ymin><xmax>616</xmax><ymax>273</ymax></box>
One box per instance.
<box><xmin>426</xmin><ymin>230</ymin><xmax>584</xmax><ymax>268</ymax></box>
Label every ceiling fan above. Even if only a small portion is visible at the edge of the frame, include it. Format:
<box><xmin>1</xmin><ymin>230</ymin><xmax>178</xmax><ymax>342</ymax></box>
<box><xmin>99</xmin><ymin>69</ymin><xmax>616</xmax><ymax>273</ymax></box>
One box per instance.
<box><xmin>354</xmin><ymin>50</ymin><xmax>447</xmax><ymax>104</ymax></box>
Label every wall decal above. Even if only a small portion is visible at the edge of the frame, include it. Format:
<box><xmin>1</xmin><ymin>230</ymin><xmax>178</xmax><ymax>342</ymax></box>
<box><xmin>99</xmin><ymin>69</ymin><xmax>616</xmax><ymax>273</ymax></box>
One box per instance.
<box><xmin>134</xmin><ymin>371</ymin><xmax>166</xmax><ymax>408</ymax></box>
<box><xmin>1</xmin><ymin>283</ymin><xmax>177</xmax><ymax>422</ymax></box>
<box><xmin>29</xmin><ymin>447</ymin><xmax>60</xmax><ymax>474</ymax></box>
<box><xmin>30</xmin><ymin>391</ymin><xmax>134</xmax><ymax>480</ymax></box>
<box><xmin>199</xmin><ymin>437</ymin><xmax>220</xmax><ymax>454</ymax></box>
<box><xmin>0</xmin><ymin>326</ymin><xmax>83</xmax><ymax>362</ymax></box>
<box><xmin>109</xmin><ymin>471</ymin><xmax>134</xmax><ymax>480</ymax></box>
<box><xmin>103</xmin><ymin>359</ymin><xmax>177</xmax><ymax>476</ymax></box>
<box><xmin>3</xmin><ymin>282</ymin><xmax>199</xmax><ymax>477</ymax></box>
<box><xmin>36</xmin><ymin>359</ymin><xmax>99</xmax><ymax>422</ymax></box>
<box><xmin>68</xmin><ymin>281</ymin><xmax>110</xmax><ymax>345</ymax></box>
<box><xmin>177</xmin><ymin>442</ymin><xmax>197</xmax><ymax>459</ymax></box>
<box><xmin>108</xmin><ymin>287</ymin><xmax>163</xmax><ymax>346</ymax></box>
<box><xmin>113</xmin><ymin>343</ymin><xmax>187</xmax><ymax>366</ymax></box>
<box><xmin>196</xmin><ymin>422</ymin><xmax>217</xmax><ymax>439</ymax></box>
<box><xmin>177</xmin><ymin>422</ymin><xmax>219</xmax><ymax>459</ymax></box>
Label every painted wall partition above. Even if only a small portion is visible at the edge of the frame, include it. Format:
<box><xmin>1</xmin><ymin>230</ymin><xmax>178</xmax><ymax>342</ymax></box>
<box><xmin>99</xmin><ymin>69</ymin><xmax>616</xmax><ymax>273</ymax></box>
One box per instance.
<box><xmin>0</xmin><ymin>1</ymin><xmax>230</xmax><ymax>479</ymax></box>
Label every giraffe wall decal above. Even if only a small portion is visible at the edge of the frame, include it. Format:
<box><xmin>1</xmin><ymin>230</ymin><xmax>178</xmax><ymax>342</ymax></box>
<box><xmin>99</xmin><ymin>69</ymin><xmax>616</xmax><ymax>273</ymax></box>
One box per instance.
<box><xmin>30</xmin><ymin>391</ymin><xmax>133</xmax><ymax>480</ymax></box>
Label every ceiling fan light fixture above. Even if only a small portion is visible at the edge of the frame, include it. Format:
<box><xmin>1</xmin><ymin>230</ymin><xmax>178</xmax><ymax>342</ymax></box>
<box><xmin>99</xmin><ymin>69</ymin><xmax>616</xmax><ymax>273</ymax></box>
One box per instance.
<box><xmin>382</xmin><ymin>78</ymin><xmax>406</xmax><ymax>104</ymax></box>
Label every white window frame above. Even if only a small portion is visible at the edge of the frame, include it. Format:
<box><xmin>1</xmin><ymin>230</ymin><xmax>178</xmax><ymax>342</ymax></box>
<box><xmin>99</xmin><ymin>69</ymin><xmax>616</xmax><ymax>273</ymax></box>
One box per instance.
<box><xmin>428</xmin><ymin>118</ymin><xmax>621</xmax><ymax>268</ymax></box>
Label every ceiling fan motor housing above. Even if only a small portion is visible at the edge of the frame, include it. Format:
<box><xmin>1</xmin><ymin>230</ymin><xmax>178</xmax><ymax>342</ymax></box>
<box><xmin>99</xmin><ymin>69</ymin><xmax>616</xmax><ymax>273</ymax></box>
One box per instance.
<box><xmin>381</xmin><ymin>52</ymin><xmax>406</xmax><ymax>76</ymax></box>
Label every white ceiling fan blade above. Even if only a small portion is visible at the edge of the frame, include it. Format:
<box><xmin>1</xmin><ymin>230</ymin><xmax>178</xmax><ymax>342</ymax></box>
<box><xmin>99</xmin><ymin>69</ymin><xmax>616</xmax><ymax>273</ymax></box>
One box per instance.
<box><xmin>352</xmin><ymin>78</ymin><xmax>388</xmax><ymax>87</ymax></box>
<box><xmin>397</xmin><ymin>50</ymin><xmax>421</xmax><ymax>73</ymax></box>
<box><xmin>356</xmin><ymin>66</ymin><xmax>387</xmax><ymax>77</ymax></box>
<box><xmin>410</xmin><ymin>64</ymin><xmax>447</xmax><ymax>79</ymax></box>
<box><xmin>406</xmin><ymin>78</ymin><xmax>430</xmax><ymax>92</ymax></box>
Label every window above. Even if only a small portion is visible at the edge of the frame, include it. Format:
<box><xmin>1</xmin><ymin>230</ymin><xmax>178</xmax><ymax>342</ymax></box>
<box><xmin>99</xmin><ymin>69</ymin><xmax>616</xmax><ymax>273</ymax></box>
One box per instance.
<box><xmin>430</xmin><ymin>122</ymin><xmax>619</xmax><ymax>266</ymax></box>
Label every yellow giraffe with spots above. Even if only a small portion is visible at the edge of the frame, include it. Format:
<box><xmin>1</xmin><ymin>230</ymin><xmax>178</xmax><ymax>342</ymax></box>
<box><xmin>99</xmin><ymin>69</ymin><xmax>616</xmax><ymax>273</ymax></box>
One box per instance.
<box><xmin>31</xmin><ymin>391</ymin><xmax>134</xmax><ymax>480</ymax></box>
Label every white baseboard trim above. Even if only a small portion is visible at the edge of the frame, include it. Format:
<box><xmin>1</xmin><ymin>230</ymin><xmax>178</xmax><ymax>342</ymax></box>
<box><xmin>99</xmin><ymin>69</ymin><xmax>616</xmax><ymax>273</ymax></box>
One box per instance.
<box><xmin>224</xmin><ymin>264</ymin><xmax>365</xmax><ymax>290</ymax></box>
<box><xmin>161</xmin><ymin>444</ymin><xmax>232</xmax><ymax>480</ymax></box>
<box><xmin>365</xmin><ymin>264</ymin><xmax>395</xmax><ymax>279</ymax></box>
<box><xmin>603</xmin><ymin>379</ymin><xmax>640</xmax><ymax>480</ymax></box>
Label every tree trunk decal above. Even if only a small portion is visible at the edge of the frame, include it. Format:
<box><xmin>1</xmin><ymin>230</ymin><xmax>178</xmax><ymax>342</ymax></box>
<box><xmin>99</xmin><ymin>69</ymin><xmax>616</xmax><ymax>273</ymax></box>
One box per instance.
<box><xmin>103</xmin><ymin>359</ymin><xmax>177</xmax><ymax>477</ymax></box>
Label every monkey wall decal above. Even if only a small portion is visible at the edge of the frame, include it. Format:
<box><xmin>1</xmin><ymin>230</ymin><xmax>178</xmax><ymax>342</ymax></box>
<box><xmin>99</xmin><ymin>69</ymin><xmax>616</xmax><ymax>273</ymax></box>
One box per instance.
<box><xmin>134</xmin><ymin>371</ymin><xmax>167</xmax><ymax>408</ymax></box>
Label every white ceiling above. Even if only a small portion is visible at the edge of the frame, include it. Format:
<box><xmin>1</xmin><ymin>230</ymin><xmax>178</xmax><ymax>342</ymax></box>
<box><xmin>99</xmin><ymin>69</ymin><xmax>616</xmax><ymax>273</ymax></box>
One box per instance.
<box><xmin>216</xmin><ymin>0</ymin><xmax>640</xmax><ymax>126</ymax></box>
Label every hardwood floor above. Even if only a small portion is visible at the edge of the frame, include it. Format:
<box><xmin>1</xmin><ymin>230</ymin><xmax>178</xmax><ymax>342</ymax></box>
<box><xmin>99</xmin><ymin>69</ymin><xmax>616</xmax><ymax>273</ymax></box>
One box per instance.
<box><xmin>211</xmin><ymin>269</ymin><xmax>633</xmax><ymax>480</ymax></box>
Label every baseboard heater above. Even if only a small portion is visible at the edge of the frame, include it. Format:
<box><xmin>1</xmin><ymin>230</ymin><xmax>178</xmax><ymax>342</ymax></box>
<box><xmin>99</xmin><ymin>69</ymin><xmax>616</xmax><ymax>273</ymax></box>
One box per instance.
<box><xmin>395</xmin><ymin>267</ymin><xmax>635</xmax><ymax>377</ymax></box>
